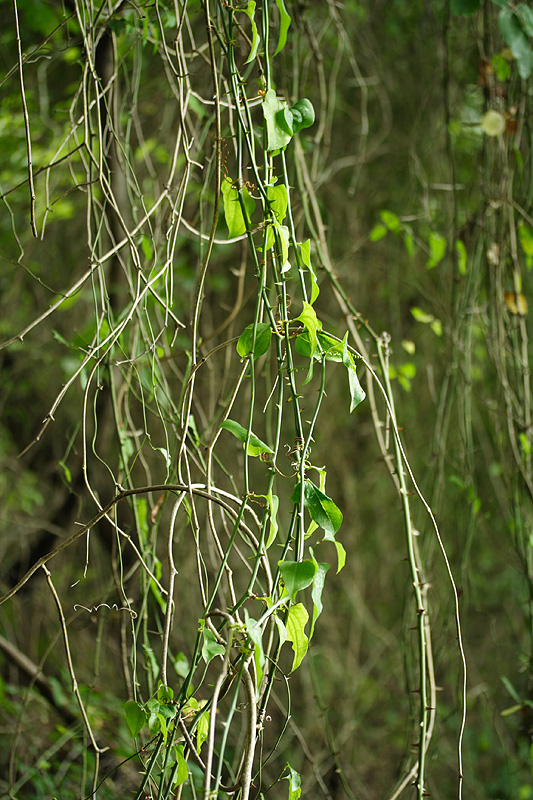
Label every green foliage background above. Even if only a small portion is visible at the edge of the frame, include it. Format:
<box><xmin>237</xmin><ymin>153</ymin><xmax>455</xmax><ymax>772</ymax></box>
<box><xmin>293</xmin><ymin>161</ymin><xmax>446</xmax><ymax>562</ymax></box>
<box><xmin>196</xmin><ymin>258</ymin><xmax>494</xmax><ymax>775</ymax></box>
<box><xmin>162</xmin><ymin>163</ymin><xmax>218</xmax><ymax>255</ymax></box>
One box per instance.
<box><xmin>0</xmin><ymin>0</ymin><xmax>532</xmax><ymax>799</ymax></box>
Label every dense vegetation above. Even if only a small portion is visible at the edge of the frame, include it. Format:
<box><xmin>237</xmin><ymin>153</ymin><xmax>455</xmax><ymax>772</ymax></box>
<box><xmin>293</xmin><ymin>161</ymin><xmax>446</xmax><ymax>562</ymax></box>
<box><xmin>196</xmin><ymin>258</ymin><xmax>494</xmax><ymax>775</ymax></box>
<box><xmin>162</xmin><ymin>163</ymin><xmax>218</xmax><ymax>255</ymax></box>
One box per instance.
<box><xmin>0</xmin><ymin>1</ymin><xmax>532</xmax><ymax>798</ymax></box>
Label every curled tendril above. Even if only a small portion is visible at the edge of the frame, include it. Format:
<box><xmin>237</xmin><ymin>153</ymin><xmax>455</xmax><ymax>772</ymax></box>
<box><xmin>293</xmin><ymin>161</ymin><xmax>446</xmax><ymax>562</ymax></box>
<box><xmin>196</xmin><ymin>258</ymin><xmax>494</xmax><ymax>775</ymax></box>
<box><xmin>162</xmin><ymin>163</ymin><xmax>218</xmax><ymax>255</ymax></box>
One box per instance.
<box><xmin>73</xmin><ymin>603</ymin><xmax>138</xmax><ymax>619</ymax></box>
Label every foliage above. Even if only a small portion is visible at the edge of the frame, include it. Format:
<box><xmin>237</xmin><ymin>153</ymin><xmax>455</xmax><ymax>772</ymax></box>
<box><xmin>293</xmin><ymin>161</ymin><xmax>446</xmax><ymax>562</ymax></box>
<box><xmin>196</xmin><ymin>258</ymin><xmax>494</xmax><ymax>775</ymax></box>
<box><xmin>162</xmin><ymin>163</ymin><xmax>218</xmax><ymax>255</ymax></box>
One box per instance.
<box><xmin>0</xmin><ymin>1</ymin><xmax>532</xmax><ymax>799</ymax></box>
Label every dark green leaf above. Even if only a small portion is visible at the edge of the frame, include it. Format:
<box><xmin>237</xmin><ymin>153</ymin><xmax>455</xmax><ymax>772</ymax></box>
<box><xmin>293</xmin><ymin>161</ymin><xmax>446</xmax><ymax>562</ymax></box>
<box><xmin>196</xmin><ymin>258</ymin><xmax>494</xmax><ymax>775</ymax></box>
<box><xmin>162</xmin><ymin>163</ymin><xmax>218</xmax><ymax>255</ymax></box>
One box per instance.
<box><xmin>450</xmin><ymin>0</ymin><xmax>481</xmax><ymax>15</ymax></box>
<box><xmin>499</xmin><ymin>9</ymin><xmax>532</xmax><ymax>79</ymax></box>
<box><xmin>291</xmin><ymin>480</ymin><xmax>343</xmax><ymax>539</ymax></box>
<box><xmin>236</xmin><ymin>322</ymin><xmax>272</xmax><ymax>359</ymax></box>
<box><xmin>289</xmin><ymin>99</ymin><xmax>315</xmax><ymax>133</ymax></box>
<box><xmin>278</xmin><ymin>560</ymin><xmax>317</xmax><ymax>601</ymax></box>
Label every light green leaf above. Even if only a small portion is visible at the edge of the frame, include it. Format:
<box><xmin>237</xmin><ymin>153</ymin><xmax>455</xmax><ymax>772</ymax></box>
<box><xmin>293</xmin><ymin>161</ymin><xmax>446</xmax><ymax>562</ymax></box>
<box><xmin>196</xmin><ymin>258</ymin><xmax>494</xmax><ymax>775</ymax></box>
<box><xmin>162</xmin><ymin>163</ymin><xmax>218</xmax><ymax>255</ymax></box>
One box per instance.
<box><xmin>236</xmin><ymin>322</ymin><xmax>272</xmax><ymax>360</ymax></box>
<box><xmin>244</xmin><ymin>609</ymin><xmax>265</xmax><ymax>686</ymax></box>
<box><xmin>519</xmin><ymin>224</ymin><xmax>533</xmax><ymax>257</ymax></box>
<box><xmin>380</xmin><ymin>209</ymin><xmax>402</xmax><ymax>232</ymax></box>
<box><xmin>291</xmin><ymin>480</ymin><xmax>343</xmax><ymax>539</ymax></box>
<box><xmin>286</xmin><ymin>603</ymin><xmax>309</xmax><ymax>672</ymax></box>
<box><xmin>285</xmin><ymin>763</ymin><xmax>302</xmax><ymax>800</ymax></box>
<box><xmin>456</xmin><ymin>239</ymin><xmax>467</xmax><ymax>275</ymax></box>
<box><xmin>274</xmin><ymin>0</ymin><xmax>292</xmax><ymax>54</ymax></box>
<box><xmin>265</xmin><ymin>492</ymin><xmax>279</xmax><ymax>548</ymax></box>
<box><xmin>221</xmin><ymin>177</ymin><xmax>255</xmax><ymax>238</ymax></box>
<box><xmin>263</xmin><ymin>90</ymin><xmax>292</xmax><ymax>151</ymax></box>
<box><xmin>309</xmin><ymin>551</ymin><xmax>330</xmax><ymax>637</ymax></box>
<box><xmin>267</xmin><ymin>183</ymin><xmax>289</xmax><ymax>223</ymax></box>
<box><xmin>196</xmin><ymin>708</ymin><xmax>209</xmax><ymax>753</ymax></box>
<box><xmin>242</xmin><ymin>1</ymin><xmax>259</xmax><ymax>64</ymax></box>
<box><xmin>426</xmin><ymin>232</ymin><xmax>446</xmax><ymax>268</ymax></box>
<box><xmin>298</xmin><ymin>239</ymin><xmax>320</xmax><ymax>304</ymax></box>
<box><xmin>200</xmin><ymin>622</ymin><xmax>225</xmax><ymax>664</ymax></box>
<box><xmin>342</xmin><ymin>338</ymin><xmax>366</xmax><ymax>412</ymax></box>
<box><xmin>369</xmin><ymin>223</ymin><xmax>388</xmax><ymax>242</ymax></box>
<box><xmin>411</xmin><ymin>306</ymin><xmax>435</xmax><ymax>324</ymax></box>
<box><xmin>334</xmin><ymin>540</ymin><xmax>346</xmax><ymax>573</ymax></box>
<box><xmin>295</xmin><ymin>302</ymin><xmax>322</xmax><ymax>358</ymax></box>
<box><xmin>278</xmin><ymin>560</ymin><xmax>317</xmax><ymax>601</ymax></box>
<box><xmin>125</xmin><ymin>700</ymin><xmax>148</xmax><ymax>737</ymax></box>
<box><xmin>173</xmin><ymin>745</ymin><xmax>189</xmax><ymax>786</ymax></box>
<box><xmin>220</xmin><ymin>419</ymin><xmax>273</xmax><ymax>457</ymax></box>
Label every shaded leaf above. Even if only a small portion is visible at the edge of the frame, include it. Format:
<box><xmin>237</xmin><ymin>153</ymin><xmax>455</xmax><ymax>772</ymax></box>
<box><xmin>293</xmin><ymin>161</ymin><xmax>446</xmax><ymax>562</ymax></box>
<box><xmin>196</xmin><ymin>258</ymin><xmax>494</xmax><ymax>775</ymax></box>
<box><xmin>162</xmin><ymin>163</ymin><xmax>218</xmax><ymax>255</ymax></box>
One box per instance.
<box><xmin>291</xmin><ymin>480</ymin><xmax>343</xmax><ymax>539</ymax></box>
<box><xmin>220</xmin><ymin>419</ymin><xmax>273</xmax><ymax>457</ymax></box>
<box><xmin>200</xmin><ymin>624</ymin><xmax>225</xmax><ymax>664</ymax></box>
<box><xmin>236</xmin><ymin>322</ymin><xmax>272</xmax><ymax>360</ymax></box>
<box><xmin>125</xmin><ymin>700</ymin><xmax>148</xmax><ymax>737</ymax></box>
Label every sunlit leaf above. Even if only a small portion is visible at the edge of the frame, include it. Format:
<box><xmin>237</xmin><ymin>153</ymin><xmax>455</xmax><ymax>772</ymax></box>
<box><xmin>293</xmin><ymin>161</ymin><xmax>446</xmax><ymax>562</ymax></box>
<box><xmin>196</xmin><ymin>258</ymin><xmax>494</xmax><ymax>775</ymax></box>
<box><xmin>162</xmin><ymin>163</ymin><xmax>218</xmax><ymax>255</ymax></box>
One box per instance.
<box><xmin>173</xmin><ymin>745</ymin><xmax>189</xmax><ymax>786</ymax></box>
<box><xmin>242</xmin><ymin>1</ymin><xmax>259</xmax><ymax>64</ymax></box>
<box><xmin>220</xmin><ymin>419</ymin><xmax>273</xmax><ymax>457</ymax></box>
<box><xmin>285</xmin><ymin>763</ymin><xmax>302</xmax><ymax>800</ymax></box>
<box><xmin>221</xmin><ymin>177</ymin><xmax>255</xmax><ymax>237</ymax></box>
<box><xmin>278</xmin><ymin>560</ymin><xmax>317</xmax><ymax>601</ymax></box>
<box><xmin>263</xmin><ymin>90</ymin><xmax>292</xmax><ymax>151</ymax></box>
<box><xmin>267</xmin><ymin>183</ymin><xmax>289</xmax><ymax>223</ymax></box>
<box><xmin>285</xmin><ymin>603</ymin><xmax>309</xmax><ymax>672</ymax></box>
<box><xmin>298</xmin><ymin>239</ymin><xmax>320</xmax><ymax>303</ymax></box>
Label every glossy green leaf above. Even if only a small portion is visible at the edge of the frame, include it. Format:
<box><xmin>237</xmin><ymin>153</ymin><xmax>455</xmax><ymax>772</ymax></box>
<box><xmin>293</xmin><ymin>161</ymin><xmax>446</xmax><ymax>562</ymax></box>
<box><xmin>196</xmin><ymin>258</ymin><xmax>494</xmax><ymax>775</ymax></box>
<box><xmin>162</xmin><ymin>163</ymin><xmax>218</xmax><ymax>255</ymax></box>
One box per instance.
<box><xmin>221</xmin><ymin>177</ymin><xmax>255</xmax><ymax>238</ymax></box>
<box><xmin>499</xmin><ymin>9</ymin><xmax>532</xmax><ymax>79</ymax></box>
<box><xmin>289</xmin><ymin>99</ymin><xmax>315</xmax><ymax>133</ymax></box>
<box><xmin>285</xmin><ymin>603</ymin><xmax>309</xmax><ymax>672</ymax></box>
<box><xmin>291</xmin><ymin>480</ymin><xmax>343</xmax><ymax>539</ymax></box>
<box><xmin>236</xmin><ymin>322</ymin><xmax>272</xmax><ymax>360</ymax></box>
<box><xmin>274</xmin><ymin>0</ymin><xmax>292</xmax><ymax>54</ymax></box>
<box><xmin>125</xmin><ymin>700</ymin><xmax>148</xmax><ymax>737</ymax></box>
<box><xmin>278</xmin><ymin>560</ymin><xmax>317</xmax><ymax>601</ymax></box>
<box><xmin>220</xmin><ymin>419</ymin><xmax>273</xmax><ymax>457</ymax></box>
<box><xmin>200</xmin><ymin>623</ymin><xmax>225</xmax><ymax>664</ymax></box>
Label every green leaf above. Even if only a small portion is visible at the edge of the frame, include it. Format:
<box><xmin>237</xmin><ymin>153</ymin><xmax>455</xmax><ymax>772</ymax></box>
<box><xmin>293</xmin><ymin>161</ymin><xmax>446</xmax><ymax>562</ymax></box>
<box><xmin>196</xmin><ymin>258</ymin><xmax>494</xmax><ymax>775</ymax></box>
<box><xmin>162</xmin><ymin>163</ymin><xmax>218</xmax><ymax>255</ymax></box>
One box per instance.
<box><xmin>221</xmin><ymin>177</ymin><xmax>255</xmax><ymax>238</ymax></box>
<box><xmin>342</xmin><ymin>338</ymin><xmax>366</xmax><ymax>412</ymax></box>
<box><xmin>267</xmin><ymin>183</ymin><xmax>288</xmax><ymax>224</ymax></box>
<box><xmin>291</xmin><ymin>480</ymin><xmax>343</xmax><ymax>539</ymax></box>
<box><xmin>237</xmin><ymin>322</ymin><xmax>272</xmax><ymax>360</ymax></box>
<box><xmin>173</xmin><ymin>745</ymin><xmax>189</xmax><ymax>786</ymax></box>
<box><xmin>196</xmin><ymin>708</ymin><xmax>209</xmax><ymax>752</ymax></box>
<box><xmin>309</xmin><ymin>551</ymin><xmax>330</xmax><ymax>637</ymax></box>
<box><xmin>450</xmin><ymin>0</ymin><xmax>481</xmax><ymax>15</ymax></box>
<box><xmin>278</xmin><ymin>560</ymin><xmax>317</xmax><ymax>601</ymax></box>
<box><xmin>380</xmin><ymin>209</ymin><xmax>402</xmax><ymax>232</ymax></box>
<box><xmin>220</xmin><ymin>419</ymin><xmax>273</xmax><ymax>457</ymax></box>
<box><xmin>502</xmin><ymin>675</ymin><xmax>521</xmax><ymax>703</ymax></box>
<box><xmin>263</xmin><ymin>90</ymin><xmax>292</xmax><ymax>151</ymax></box>
<box><xmin>519</xmin><ymin>5</ymin><xmax>533</xmax><ymax>37</ymax></box>
<box><xmin>285</xmin><ymin>603</ymin><xmax>309</xmax><ymax>672</ymax></box>
<box><xmin>295</xmin><ymin>302</ymin><xmax>322</xmax><ymax>358</ymax></box>
<box><xmin>369</xmin><ymin>223</ymin><xmax>388</xmax><ymax>242</ymax></box>
<box><xmin>295</xmin><ymin>330</ymin><xmax>343</xmax><ymax>361</ymax></box>
<box><xmin>285</xmin><ymin>763</ymin><xmax>302</xmax><ymax>800</ymax></box>
<box><xmin>456</xmin><ymin>239</ymin><xmax>467</xmax><ymax>275</ymax></box>
<box><xmin>426</xmin><ymin>232</ymin><xmax>446</xmax><ymax>269</ymax></box>
<box><xmin>200</xmin><ymin>623</ymin><xmax>225</xmax><ymax>664</ymax></box>
<box><xmin>289</xmin><ymin>99</ymin><xmax>315</xmax><ymax>133</ymax></box>
<box><xmin>242</xmin><ymin>1</ymin><xmax>259</xmax><ymax>64</ymax></box>
<box><xmin>411</xmin><ymin>306</ymin><xmax>435</xmax><ymax>324</ymax></box>
<box><xmin>244</xmin><ymin>609</ymin><xmax>265</xmax><ymax>686</ymax></box>
<box><xmin>334</xmin><ymin>540</ymin><xmax>346</xmax><ymax>573</ymax></box>
<box><xmin>499</xmin><ymin>9</ymin><xmax>532</xmax><ymax>79</ymax></box>
<box><xmin>265</xmin><ymin>492</ymin><xmax>279</xmax><ymax>548</ymax></box>
<box><xmin>125</xmin><ymin>700</ymin><xmax>148</xmax><ymax>737</ymax></box>
<box><xmin>519</xmin><ymin>225</ymin><xmax>533</xmax><ymax>257</ymax></box>
<box><xmin>274</xmin><ymin>0</ymin><xmax>292</xmax><ymax>54</ymax></box>
<box><xmin>298</xmin><ymin>239</ymin><xmax>319</xmax><ymax>304</ymax></box>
